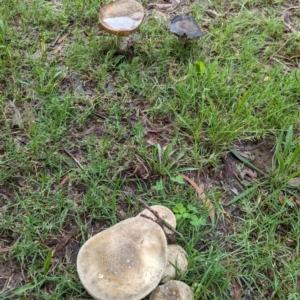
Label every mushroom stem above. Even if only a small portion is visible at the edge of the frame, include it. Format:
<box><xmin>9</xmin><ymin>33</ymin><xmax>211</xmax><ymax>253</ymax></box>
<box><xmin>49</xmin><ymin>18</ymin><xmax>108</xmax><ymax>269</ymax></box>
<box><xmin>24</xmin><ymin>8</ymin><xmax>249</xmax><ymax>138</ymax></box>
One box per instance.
<box><xmin>117</xmin><ymin>35</ymin><xmax>132</xmax><ymax>52</ymax></box>
<box><xmin>178</xmin><ymin>36</ymin><xmax>189</xmax><ymax>45</ymax></box>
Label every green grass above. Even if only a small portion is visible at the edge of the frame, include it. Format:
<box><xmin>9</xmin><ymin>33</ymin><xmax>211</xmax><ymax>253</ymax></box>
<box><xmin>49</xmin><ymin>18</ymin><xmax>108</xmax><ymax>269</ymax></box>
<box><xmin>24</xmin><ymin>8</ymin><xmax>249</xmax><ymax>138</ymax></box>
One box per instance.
<box><xmin>1</xmin><ymin>0</ymin><xmax>300</xmax><ymax>299</ymax></box>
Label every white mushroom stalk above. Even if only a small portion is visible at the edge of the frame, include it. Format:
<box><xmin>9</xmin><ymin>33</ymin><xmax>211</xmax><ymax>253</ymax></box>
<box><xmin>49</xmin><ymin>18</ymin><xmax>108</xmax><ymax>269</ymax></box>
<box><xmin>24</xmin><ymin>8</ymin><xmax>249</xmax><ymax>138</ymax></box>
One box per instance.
<box><xmin>117</xmin><ymin>36</ymin><xmax>132</xmax><ymax>52</ymax></box>
<box><xmin>99</xmin><ymin>0</ymin><xmax>145</xmax><ymax>53</ymax></box>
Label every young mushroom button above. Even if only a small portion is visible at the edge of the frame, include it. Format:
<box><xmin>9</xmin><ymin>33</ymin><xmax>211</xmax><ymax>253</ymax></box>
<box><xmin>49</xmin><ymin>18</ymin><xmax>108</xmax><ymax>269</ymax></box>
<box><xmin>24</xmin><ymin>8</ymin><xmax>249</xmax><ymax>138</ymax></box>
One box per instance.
<box><xmin>149</xmin><ymin>280</ymin><xmax>194</xmax><ymax>300</ymax></box>
<box><xmin>77</xmin><ymin>217</ymin><xmax>167</xmax><ymax>300</ymax></box>
<box><xmin>161</xmin><ymin>245</ymin><xmax>188</xmax><ymax>283</ymax></box>
<box><xmin>99</xmin><ymin>0</ymin><xmax>145</xmax><ymax>52</ymax></box>
<box><xmin>137</xmin><ymin>205</ymin><xmax>177</xmax><ymax>239</ymax></box>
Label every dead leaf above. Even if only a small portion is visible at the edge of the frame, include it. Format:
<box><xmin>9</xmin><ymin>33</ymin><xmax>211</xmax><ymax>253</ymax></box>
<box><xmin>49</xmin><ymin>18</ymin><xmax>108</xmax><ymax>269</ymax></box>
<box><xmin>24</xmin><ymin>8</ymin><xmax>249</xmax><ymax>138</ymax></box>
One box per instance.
<box><xmin>15</xmin><ymin>135</ymin><xmax>29</xmax><ymax>146</ymax></box>
<box><xmin>281</xmin><ymin>11</ymin><xmax>296</xmax><ymax>33</ymax></box>
<box><xmin>278</xmin><ymin>192</ymin><xmax>284</xmax><ymax>204</ymax></box>
<box><xmin>14</xmin><ymin>176</ymin><xmax>27</xmax><ymax>187</ymax></box>
<box><xmin>289</xmin><ymin>196</ymin><xmax>300</xmax><ymax>208</ymax></box>
<box><xmin>267</xmin><ymin>268</ymin><xmax>274</xmax><ymax>280</ymax></box>
<box><xmin>153</xmin><ymin>10</ymin><xmax>168</xmax><ymax>20</ymax></box>
<box><xmin>170</xmin><ymin>0</ymin><xmax>180</xmax><ymax>5</ymax></box>
<box><xmin>69</xmin><ymin>124</ymin><xmax>104</xmax><ymax>138</ymax></box>
<box><xmin>31</xmin><ymin>49</ymin><xmax>42</xmax><ymax>60</ymax></box>
<box><xmin>179</xmin><ymin>173</ymin><xmax>215</xmax><ymax>221</ymax></box>
<box><xmin>146</xmin><ymin>139</ymin><xmax>158</xmax><ymax>146</ymax></box>
<box><xmin>279</xmin><ymin>192</ymin><xmax>300</xmax><ymax>207</ymax></box>
<box><xmin>239</xmin><ymin>168</ymin><xmax>257</xmax><ymax>181</ymax></box>
<box><xmin>146</xmin><ymin>134</ymin><xmax>167</xmax><ymax>148</ymax></box>
<box><xmin>147</xmin><ymin>124</ymin><xmax>173</xmax><ymax>133</ymax></box>
<box><xmin>0</xmin><ymin>246</ymin><xmax>14</xmax><ymax>253</ymax></box>
<box><xmin>54</xmin><ymin>227</ymin><xmax>77</xmax><ymax>254</ymax></box>
<box><xmin>147</xmin><ymin>3</ymin><xmax>172</xmax><ymax>9</ymax></box>
<box><xmin>50</xmin><ymin>0</ymin><xmax>63</xmax><ymax>9</ymax></box>
<box><xmin>169</xmin><ymin>66</ymin><xmax>188</xmax><ymax>82</ymax></box>
<box><xmin>256</xmin><ymin>193</ymin><xmax>262</xmax><ymax>205</ymax></box>
<box><xmin>231</xmin><ymin>278</ymin><xmax>242</xmax><ymax>299</ymax></box>
<box><xmin>116</xmin><ymin>209</ymin><xmax>126</xmax><ymax>220</ymax></box>
<box><xmin>50</xmin><ymin>42</ymin><xmax>65</xmax><ymax>56</ymax></box>
<box><xmin>230</xmin><ymin>187</ymin><xmax>239</xmax><ymax>195</ymax></box>
<box><xmin>56</xmin><ymin>33</ymin><xmax>68</xmax><ymax>45</ymax></box>
<box><xmin>287</xmin><ymin>177</ymin><xmax>300</xmax><ymax>188</ymax></box>
<box><xmin>234</xmin><ymin>149</ymin><xmax>255</xmax><ymax>161</ymax></box>
<box><xmin>205</xmin><ymin>9</ymin><xmax>222</xmax><ymax>18</ymax></box>
<box><xmin>12</xmin><ymin>107</ymin><xmax>23</xmax><ymax>128</ymax></box>
<box><xmin>59</xmin><ymin>174</ymin><xmax>69</xmax><ymax>188</ymax></box>
<box><xmin>128</xmin><ymin>160</ymin><xmax>149</xmax><ymax>180</ymax></box>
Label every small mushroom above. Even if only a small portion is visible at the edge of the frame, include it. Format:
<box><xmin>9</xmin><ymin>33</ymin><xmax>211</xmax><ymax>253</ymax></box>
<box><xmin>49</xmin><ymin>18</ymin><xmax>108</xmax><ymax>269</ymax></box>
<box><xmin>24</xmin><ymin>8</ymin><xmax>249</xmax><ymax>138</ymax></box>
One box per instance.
<box><xmin>169</xmin><ymin>14</ymin><xmax>202</xmax><ymax>42</ymax></box>
<box><xmin>99</xmin><ymin>0</ymin><xmax>145</xmax><ymax>53</ymax></box>
<box><xmin>161</xmin><ymin>245</ymin><xmax>188</xmax><ymax>283</ymax></box>
<box><xmin>77</xmin><ymin>217</ymin><xmax>167</xmax><ymax>300</ymax></box>
<box><xmin>149</xmin><ymin>280</ymin><xmax>194</xmax><ymax>300</ymax></box>
<box><xmin>137</xmin><ymin>205</ymin><xmax>177</xmax><ymax>238</ymax></box>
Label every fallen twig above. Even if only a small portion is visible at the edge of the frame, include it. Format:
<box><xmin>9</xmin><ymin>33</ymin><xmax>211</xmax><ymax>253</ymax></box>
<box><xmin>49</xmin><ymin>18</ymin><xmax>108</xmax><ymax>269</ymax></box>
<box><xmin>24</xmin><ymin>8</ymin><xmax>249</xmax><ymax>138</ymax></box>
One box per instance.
<box><xmin>137</xmin><ymin>198</ymin><xmax>185</xmax><ymax>240</ymax></box>
<box><xmin>59</xmin><ymin>173</ymin><xmax>69</xmax><ymax>188</ymax></box>
<box><xmin>54</xmin><ymin>227</ymin><xmax>78</xmax><ymax>254</ymax></box>
<box><xmin>0</xmin><ymin>246</ymin><xmax>14</xmax><ymax>253</ymax></box>
<box><xmin>147</xmin><ymin>3</ymin><xmax>172</xmax><ymax>9</ymax></box>
<box><xmin>63</xmin><ymin>149</ymin><xmax>84</xmax><ymax>170</ymax></box>
<box><xmin>282</xmin><ymin>5</ymin><xmax>300</xmax><ymax>13</ymax></box>
<box><xmin>205</xmin><ymin>9</ymin><xmax>223</xmax><ymax>19</ymax></box>
<box><xmin>266</xmin><ymin>39</ymin><xmax>291</xmax><ymax>65</ymax></box>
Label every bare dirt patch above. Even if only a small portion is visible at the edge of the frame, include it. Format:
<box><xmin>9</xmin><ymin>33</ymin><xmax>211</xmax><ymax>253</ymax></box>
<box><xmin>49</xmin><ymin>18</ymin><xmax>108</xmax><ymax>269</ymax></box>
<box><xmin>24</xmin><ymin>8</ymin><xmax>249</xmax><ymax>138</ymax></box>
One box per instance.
<box><xmin>0</xmin><ymin>259</ymin><xmax>25</xmax><ymax>294</ymax></box>
<box><xmin>233</xmin><ymin>139</ymin><xmax>274</xmax><ymax>173</ymax></box>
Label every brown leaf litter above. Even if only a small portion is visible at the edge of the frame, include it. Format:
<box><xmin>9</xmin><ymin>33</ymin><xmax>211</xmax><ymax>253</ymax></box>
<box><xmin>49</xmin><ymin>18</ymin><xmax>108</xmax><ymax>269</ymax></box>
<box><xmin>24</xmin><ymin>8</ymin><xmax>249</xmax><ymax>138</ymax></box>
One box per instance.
<box><xmin>179</xmin><ymin>173</ymin><xmax>215</xmax><ymax>222</ymax></box>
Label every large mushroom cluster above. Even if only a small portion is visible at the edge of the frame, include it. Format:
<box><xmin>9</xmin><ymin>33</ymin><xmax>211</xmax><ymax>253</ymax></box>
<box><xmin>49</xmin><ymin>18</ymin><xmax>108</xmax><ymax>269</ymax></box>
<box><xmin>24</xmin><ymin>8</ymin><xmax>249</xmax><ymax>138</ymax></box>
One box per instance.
<box><xmin>77</xmin><ymin>205</ymin><xmax>194</xmax><ymax>300</ymax></box>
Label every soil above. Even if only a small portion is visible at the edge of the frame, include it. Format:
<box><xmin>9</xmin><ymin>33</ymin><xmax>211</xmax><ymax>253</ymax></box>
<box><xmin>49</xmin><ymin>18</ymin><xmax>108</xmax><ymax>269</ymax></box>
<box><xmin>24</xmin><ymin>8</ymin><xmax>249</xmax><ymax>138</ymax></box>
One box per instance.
<box><xmin>233</xmin><ymin>140</ymin><xmax>274</xmax><ymax>173</ymax></box>
<box><xmin>0</xmin><ymin>259</ymin><xmax>24</xmax><ymax>294</ymax></box>
<box><xmin>195</xmin><ymin>139</ymin><xmax>275</xmax><ymax>253</ymax></box>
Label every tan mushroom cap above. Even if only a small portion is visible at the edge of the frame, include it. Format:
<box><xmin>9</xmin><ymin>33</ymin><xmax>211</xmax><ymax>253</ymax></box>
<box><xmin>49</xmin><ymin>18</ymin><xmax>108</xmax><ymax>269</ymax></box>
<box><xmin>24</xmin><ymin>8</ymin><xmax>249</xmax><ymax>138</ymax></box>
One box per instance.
<box><xmin>77</xmin><ymin>217</ymin><xmax>167</xmax><ymax>300</ymax></box>
<box><xmin>99</xmin><ymin>0</ymin><xmax>145</xmax><ymax>36</ymax></box>
<box><xmin>149</xmin><ymin>280</ymin><xmax>194</xmax><ymax>300</ymax></box>
<box><xmin>161</xmin><ymin>245</ymin><xmax>188</xmax><ymax>283</ymax></box>
<box><xmin>137</xmin><ymin>205</ymin><xmax>177</xmax><ymax>236</ymax></box>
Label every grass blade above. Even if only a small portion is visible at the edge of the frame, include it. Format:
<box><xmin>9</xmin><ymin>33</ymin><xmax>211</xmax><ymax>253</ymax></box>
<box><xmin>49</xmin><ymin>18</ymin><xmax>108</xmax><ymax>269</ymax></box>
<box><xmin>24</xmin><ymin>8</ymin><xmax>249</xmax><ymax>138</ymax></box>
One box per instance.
<box><xmin>229</xmin><ymin>149</ymin><xmax>267</xmax><ymax>176</ymax></box>
<box><xmin>225</xmin><ymin>185</ymin><xmax>258</xmax><ymax>206</ymax></box>
<box><xmin>283</xmin><ymin>125</ymin><xmax>293</xmax><ymax>157</ymax></box>
<box><xmin>44</xmin><ymin>250</ymin><xmax>53</xmax><ymax>274</ymax></box>
<box><xmin>287</xmin><ymin>146</ymin><xmax>300</xmax><ymax>171</ymax></box>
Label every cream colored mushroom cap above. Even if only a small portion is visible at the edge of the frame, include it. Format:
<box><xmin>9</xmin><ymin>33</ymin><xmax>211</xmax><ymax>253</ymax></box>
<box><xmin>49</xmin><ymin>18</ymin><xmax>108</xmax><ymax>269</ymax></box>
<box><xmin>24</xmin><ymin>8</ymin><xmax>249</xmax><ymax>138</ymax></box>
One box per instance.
<box><xmin>77</xmin><ymin>217</ymin><xmax>167</xmax><ymax>300</ymax></box>
<box><xmin>149</xmin><ymin>280</ymin><xmax>194</xmax><ymax>300</ymax></box>
<box><xmin>99</xmin><ymin>0</ymin><xmax>145</xmax><ymax>36</ymax></box>
<box><xmin>161</xmin><ymin>245</ymin><xmax>188</xmax><ymax>283</ymax></box>
<box><xmin>137</xmin><ymin>205</ymin><xmax>176</xmax><ymax>235</ymax></box>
